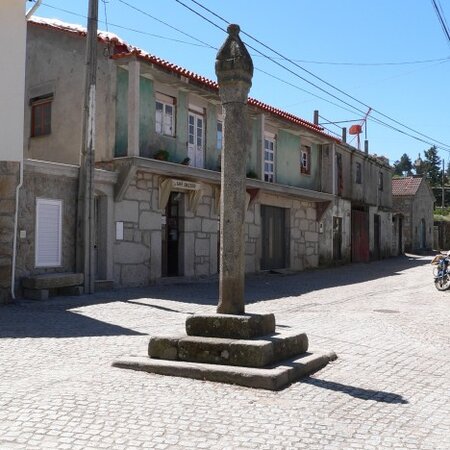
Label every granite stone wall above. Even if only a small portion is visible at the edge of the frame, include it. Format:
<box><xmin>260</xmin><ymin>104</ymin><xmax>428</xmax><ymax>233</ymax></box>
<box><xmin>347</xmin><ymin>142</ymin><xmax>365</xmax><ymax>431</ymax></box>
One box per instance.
<box><xmin>0</xmin><ymin>161</ymin><xmax>19</xmax><ymax>303</ymax></box>
<box><xmin>15</xmin><ymin>169</ymin><xmax>78</xmax><ymax>285</ymax></box>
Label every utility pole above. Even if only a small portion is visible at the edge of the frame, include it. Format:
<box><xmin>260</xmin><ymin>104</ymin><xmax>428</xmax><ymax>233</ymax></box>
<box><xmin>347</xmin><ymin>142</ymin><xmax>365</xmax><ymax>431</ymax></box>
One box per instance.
<box><xmin>442</xmin><ymin>159</ymin><xmax>445</xmax><ymax>208</ymax></box>
<box><xmin>76</xmin><ymin>0</ymin><xmax>98</xmax><ymax>294</ymax></box>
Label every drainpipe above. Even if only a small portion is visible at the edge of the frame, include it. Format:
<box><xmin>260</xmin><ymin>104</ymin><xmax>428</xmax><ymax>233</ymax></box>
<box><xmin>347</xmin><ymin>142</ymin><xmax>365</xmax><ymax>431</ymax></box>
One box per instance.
<box><xmin>10</xmin><ymin>162</ymin><xmax>24</xmax><ymax>300</ymax></box>
<box><xmin>26</xmin><ymin>0</ymin><xmax>42</xmax><ymax>19</ymax></box>
<box><xmin>11</xmin><ymin>1</ymin><xmax>42</xmax><ymax>299</ymax></box>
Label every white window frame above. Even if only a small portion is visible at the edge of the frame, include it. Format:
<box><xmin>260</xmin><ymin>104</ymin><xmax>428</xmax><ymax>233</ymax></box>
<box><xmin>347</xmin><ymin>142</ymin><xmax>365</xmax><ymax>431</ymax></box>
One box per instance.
<box><xmin>300</xmin><ymin>145</ymin><xmax>311</xmax><ymax>175</ymax></box>
<box><xmin>155</xmin><ymin>92</ymin><xmax>175</xmax><ymax>136</ymax></box>
<box><xmin>216</xmin><ymin>119</ymin><xmax>223</xmax><ymax>152</ymax></box>
<box><xmin>35</xmin><ymin>198</ymin><xmax>62</xmax><ymax>268</ymax></box>
<box><xmin>264</xmin><ymin>134</ymin><xmax>276</xmax><ymax>183</ymax></box>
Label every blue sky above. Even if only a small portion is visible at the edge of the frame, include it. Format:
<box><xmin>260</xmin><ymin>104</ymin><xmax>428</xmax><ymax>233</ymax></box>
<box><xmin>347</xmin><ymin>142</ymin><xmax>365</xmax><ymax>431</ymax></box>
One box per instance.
<box><xmin>31</xmin><ymin>0</ymin><xmax>450</xmax><ymax>165</ymax></box>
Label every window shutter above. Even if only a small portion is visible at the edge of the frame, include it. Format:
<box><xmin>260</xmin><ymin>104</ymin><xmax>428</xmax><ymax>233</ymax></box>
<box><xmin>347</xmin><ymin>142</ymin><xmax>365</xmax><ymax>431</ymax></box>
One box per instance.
<box><xmin>35</xmin><ymin>199</ymin><xmax>62</xmax><ymax>267</ymax></box>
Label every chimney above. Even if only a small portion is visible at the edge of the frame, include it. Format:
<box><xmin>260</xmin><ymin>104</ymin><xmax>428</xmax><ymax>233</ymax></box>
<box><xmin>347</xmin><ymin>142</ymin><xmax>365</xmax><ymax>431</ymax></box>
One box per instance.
<box><xmin>313</xmin><ymin>110</ymin><xmax>319</xmax><ymax>125</ymax></box>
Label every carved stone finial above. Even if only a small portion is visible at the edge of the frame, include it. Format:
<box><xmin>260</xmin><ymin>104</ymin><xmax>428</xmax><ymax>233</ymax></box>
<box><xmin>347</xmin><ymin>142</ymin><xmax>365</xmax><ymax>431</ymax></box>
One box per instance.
<box><xmin>215</xmin><ymin>23</ymin><xmax>253</xmax><ymax>88</ymax></box>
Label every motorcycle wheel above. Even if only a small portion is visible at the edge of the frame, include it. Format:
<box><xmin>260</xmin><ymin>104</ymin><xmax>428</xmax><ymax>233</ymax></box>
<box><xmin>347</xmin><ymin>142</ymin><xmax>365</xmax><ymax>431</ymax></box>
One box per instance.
<box><xmin>434</xmin><ymin>274</ymin><xmax>450</xmax><ymax>291</ymax></box>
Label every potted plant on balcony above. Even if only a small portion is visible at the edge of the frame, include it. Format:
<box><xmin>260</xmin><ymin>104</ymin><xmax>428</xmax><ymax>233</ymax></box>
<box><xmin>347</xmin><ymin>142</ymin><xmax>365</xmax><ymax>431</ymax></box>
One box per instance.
<box><xmin>153</xmin><ymin>150</ymin><xmax>170</xmax><ymax>161</ymax></box>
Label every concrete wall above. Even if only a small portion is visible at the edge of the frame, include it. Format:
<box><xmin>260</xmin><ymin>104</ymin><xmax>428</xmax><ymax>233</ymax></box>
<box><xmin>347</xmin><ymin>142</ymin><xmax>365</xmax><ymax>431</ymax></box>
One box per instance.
<box><xmin>25</xmin><ymin>23</ymin><xmax>117</xmax><ymax>164</ymax></box>
<box><xmin>0</xmin><ymin>0</ymin><xmax>26</xmax><ymax>162</ymax></box>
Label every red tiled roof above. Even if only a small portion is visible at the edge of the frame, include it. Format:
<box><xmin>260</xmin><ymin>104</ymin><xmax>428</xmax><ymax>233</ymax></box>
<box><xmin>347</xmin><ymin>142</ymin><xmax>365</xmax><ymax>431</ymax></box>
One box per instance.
<box><xmin>29</xmin><ymin>18</ymin><xmax>339</xmax><ymax>143</ymax></box>
<box><xmin>392</xmin><ymin>176</ymin><xmax>423</xmax><ymax>196</ymax></box>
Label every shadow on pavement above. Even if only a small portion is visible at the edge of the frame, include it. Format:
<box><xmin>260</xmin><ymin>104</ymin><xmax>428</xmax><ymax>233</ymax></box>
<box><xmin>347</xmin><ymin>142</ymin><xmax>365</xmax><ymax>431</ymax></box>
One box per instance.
<box><xmin>304</xmin><ymin>377</ymin><xmax>409</xmax><ymax>404</ymax></box>
<box><xmin>0</xmin><ymin>255</ymin><xmax>430</xmax><ymax>339</ymax></box>
<box><xmin>0</xmin><ymin>302</ymin><xmax>146</xmax><ymax>339</ymax></box>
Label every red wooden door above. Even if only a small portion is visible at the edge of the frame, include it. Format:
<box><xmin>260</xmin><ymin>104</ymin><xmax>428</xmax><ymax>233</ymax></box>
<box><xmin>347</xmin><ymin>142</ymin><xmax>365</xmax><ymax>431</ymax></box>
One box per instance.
<box><xmin>352</xmin><ymin>210</ymin><xmax>369</xmax><ymax>262</ymax></box>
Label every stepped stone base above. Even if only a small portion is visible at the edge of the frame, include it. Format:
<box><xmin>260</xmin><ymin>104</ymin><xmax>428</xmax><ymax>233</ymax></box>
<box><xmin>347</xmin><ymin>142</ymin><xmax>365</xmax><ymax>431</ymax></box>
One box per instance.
<box><xmin>186</xmin><ymin>313</ymin><xmax>275</xmax><ymax>339</ymax></box>
<box><xmin>113</xmin><ymin>351</ymin><xmax>337</xmax><ymax>391</ymax></box>
<box><xmin>149</xmin><ymin>331</ymin><xmax>308</xmax><ymax>368</ymax></box>
<box><xmin>114</xmin><ymin>313</ymin><xmax>337</xmax><ymax>390</ymax></box>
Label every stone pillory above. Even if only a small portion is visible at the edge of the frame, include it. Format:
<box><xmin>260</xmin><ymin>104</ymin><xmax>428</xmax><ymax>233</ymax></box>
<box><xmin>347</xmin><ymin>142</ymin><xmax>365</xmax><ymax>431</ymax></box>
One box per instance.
<box><xmin>215</xmin><ymin>24</ymin><xmax>253</xmax><ymax>315</ymax></box>
<box><xmin>113</xmin><ymin>24</ymin><xmax>337</xmax><ymax>390</ymax></box>
<box><xmin>215</xmin><ymin>24</ymin><xmax>253</xmax><ymax>90</ymax></box>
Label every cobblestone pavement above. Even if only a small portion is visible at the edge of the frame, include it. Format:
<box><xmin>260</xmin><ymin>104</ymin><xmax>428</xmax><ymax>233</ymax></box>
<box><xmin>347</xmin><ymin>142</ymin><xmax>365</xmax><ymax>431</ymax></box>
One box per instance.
<box><xmin>1</xmin><ymin>255</ymin><xmax>449</xmax><ymax>449</ymax></box>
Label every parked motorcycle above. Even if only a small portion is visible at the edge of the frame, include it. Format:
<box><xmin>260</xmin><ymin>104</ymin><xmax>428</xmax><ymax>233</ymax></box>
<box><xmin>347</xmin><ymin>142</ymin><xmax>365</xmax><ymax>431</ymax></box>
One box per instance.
<box><xmin>431</xmin><ymin>253</ymin><xmax>450</xmax><ymax>291</ymax></box>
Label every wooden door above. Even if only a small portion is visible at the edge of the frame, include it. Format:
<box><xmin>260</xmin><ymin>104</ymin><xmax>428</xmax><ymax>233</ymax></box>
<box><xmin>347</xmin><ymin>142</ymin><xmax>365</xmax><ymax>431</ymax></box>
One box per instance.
<box><xmin>261</xmin><ymin>205</ymin><xmax>286</xmax><ymax>270</ymax></box>
<box><xmin>351</xmin><ymin>209</ymin><xmax>369</xmax><ymax>262</ymax></box>
<box><xmin>188</xmin><ymin>112</ymin><xmax>204</xmax><ymax>168</ymax></box>
<box><xmin>333</xmin><ymin>216</ymin><xmax>342</xmax><ymax>261</ymax></box>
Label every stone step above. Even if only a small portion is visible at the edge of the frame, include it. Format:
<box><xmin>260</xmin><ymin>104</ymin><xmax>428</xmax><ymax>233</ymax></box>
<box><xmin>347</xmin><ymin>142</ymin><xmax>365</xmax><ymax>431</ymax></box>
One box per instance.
<box><xmin>148</xmin><ymin>331</ymin><xmax>309</xmax><ymax>368</ymax></box>
<box><xmin>186</xmin><ymin>313</ymin><xmax>275</xmax><ymax>339</ymax></box>
<box><xmin>94</xmin><ymin>280</ymin><xmax>114</xmax><ymax>292</ymax></box>
<box><xmin>112</xmin><ymin>350</ymin><xmax>337</xmax><ymax>391</ymax></box>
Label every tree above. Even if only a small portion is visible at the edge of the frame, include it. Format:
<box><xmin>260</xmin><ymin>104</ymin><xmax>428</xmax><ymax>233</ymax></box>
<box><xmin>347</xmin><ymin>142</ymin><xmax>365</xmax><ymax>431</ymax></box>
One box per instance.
<box><xmin>423</xmin><ymin>146</ymin><xmax>441</xmax><ymax>186</ymax></box>
<box><xmin>393</xmin><ymin>153</ymin><xmax>413</xmax><ymax>176</ymax></box>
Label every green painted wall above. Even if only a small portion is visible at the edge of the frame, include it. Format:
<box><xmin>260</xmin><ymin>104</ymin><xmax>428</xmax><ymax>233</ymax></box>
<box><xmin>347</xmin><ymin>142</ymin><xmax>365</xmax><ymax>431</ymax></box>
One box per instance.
<box><xmin>272</xmin><ymin>130</ymin><xmax>321</xmax><ymax>190</ymax></box>
<box><xmin>114</xmin><ymin>67</ymin><xmax>128</xmax><ymax>157</ymax></box>
<box><xmin>139</xmin><ymin>77</ymin><xmax>154</xmax><ymax>157</ymax></box>
<box><xmin>276</xmin><ymin>130</ymin><xmax>300</xmax><ymax>186</ymax></box>
<box><xmin>205</xmin><ymin>106</ymin><xmax>219</xmax><ymax>170</ymax></box>
<box><xmin>249</xmin><ymin>117</ymin><xmax>261</xmax><ymax>178</ymax></box>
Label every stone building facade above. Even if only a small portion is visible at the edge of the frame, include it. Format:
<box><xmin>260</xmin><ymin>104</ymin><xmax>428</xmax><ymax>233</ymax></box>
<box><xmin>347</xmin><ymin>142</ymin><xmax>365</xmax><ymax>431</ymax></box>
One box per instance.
<box><xmin>392</xmin><ymin>176</ymin><xmax>435</xmax><ymax>252</ymax></box>
<box><xmin>6</xmin><ymin>17</ymin><xmax>394</xmax><ymax>294</ymax></box>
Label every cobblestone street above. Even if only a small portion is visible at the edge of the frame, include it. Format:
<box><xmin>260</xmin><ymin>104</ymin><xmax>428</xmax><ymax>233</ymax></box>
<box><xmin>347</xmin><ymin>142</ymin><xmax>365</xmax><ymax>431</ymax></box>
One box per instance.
<box><xmin>1</xmin><ymin>255</ymin><xmax>449</xmax><ymax>449</ymax></box>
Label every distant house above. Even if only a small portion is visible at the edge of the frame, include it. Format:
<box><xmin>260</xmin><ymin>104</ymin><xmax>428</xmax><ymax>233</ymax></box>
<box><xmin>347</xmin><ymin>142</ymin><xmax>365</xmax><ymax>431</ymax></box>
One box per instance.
<box><xmin>392</xmin><ymin>176</ymin><xmax>435</xmax><ymax>253</ymax></box>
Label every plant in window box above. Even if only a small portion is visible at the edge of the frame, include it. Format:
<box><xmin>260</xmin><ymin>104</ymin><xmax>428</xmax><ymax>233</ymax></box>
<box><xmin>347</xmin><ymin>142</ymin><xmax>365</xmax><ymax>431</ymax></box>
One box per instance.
<box><xmin>246</xmin><ymin>170</ymin><xmax>258</xmax><ymax>179</ymax></box>
<box><xmin>153</xmin><ymin>150</ymin><xmax>169</xmax><ymax>161</ymax></box>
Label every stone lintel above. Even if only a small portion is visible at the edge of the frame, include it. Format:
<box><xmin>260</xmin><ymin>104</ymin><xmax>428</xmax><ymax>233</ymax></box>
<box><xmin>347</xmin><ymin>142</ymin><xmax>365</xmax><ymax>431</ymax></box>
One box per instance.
<box><xmin>185</xmin><ymin>313</ymin><xmax>275</xmax><ymax>339</ymax></box>
<box><xmin>112</xmin><ymin>351</ymin><xmax>337</xmax><ymax>391</ymax></box>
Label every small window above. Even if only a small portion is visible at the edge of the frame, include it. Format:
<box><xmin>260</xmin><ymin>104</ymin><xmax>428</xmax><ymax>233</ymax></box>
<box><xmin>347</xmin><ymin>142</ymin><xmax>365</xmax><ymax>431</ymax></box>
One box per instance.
<box><xmin>216</xmin><ymin>120</ymin><xmax>223</xmax><ymax>151</ymax></box>
<box><xmin>35</xmin><ymin>198</ymin><xmax>62</xmax><ymax>267</ymax></box>
<box><xmin>379</xmin><ymin>172</ymin><xmax>384</xmax><ymax>191</ymax></box>
<box><xmin>300</xmin><ymin>145</ymin><xmax>311</xmax><ymax>175</ymax></box>
<box><xmin>31</xmin><ymin>95</ymin><xmax>52</xmax><ymax>137</ymax></box>
<box><xmin>155</xmin><ymin>93</ymin><xmax>175</xmax><ymax>136</ymax></box>
<box><xmin>355</xmin><ymin>162</ymin><xmax>362</xmax><ymax>184</ymax></box>
<box><xmin>264</xmin><ymin>135</ymin><xmax>276</xmax><ymax>183</ymax></box>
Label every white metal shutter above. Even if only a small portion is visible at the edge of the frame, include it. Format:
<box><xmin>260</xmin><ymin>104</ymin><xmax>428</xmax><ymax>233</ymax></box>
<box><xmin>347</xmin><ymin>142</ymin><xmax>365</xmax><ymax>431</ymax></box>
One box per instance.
<box><xmin>35</xmin><ymin>198</ymin><xmax>62</xmax><ymax>267</ymax></box>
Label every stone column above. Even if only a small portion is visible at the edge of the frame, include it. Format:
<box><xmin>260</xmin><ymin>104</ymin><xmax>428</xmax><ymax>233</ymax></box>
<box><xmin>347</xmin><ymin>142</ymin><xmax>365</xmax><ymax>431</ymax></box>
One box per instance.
<box><xmin>215</xmin><ymin>25</ymin><xmax>253</xmax><ymax>314</ymax></box>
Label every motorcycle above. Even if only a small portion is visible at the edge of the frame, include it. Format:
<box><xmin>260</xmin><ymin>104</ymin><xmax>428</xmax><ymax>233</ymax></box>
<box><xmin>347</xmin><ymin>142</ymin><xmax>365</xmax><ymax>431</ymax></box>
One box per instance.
<box><xmin>431</xmin><ymin>253</ymin><xmax>450</xmax><ymax>291</ymax></box>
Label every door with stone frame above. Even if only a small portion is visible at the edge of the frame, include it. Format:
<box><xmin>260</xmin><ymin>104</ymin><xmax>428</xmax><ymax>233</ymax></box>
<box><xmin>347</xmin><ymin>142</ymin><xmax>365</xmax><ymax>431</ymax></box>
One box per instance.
<box><xmin>162</xmin><ymin>192</ymin><xmax>183</xmax><ymax>277</ymax></box>
<box><xmin>187</xmin><ymin>112</ymin><xmax>205</xmax><ymax>168</ymax></box>
<box><xmin>260</xmin><ymin>205</ymin><xmax>287</xmax><ymax>270</ymax></box>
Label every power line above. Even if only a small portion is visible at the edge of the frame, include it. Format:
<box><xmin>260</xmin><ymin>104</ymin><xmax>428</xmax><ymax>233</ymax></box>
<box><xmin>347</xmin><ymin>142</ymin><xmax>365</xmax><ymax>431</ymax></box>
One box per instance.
<box><xmin>39</xmin><ymin>3</ymin><xmax>450</xmax><ymax>65</ymax></box>
<box><xmin>41</xmin><ymin>2</ymin><xmax>213</xmax><ymax>48</ymax></box>
<box><xmin>180</xmin><ymin>0</ymin><xmax>450</xmax><ymax>152</ymax></box>
<box><xmin>431</xmin><ymin>0</ymin><xmax>450</xmax><ymax>45</ymax></box>
<box><xmin>117</xmin><ymin>0</ymin><xmax>216</xmax><ymax>49</ymax></box>
<box><xmin>39</xmin><ymin>1</ymin><xmax>450</xmax><ymax>152</ymax></box>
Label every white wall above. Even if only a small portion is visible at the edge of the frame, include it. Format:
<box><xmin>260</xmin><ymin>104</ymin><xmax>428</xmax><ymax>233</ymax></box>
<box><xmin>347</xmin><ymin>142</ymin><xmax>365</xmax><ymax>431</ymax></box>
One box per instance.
<box><xmin>0</xmin><ymin>1</ymin><xmax>26</xmax><ymax>161</ymax></box>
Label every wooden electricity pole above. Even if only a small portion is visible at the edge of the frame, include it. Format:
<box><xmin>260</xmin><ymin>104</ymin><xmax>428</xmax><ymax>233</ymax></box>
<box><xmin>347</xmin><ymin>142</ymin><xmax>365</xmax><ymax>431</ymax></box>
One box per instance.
<box><xmin>77</xmin><ymin>0</ymin><xmax>98</xmax><ymax>294</ymax></box>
